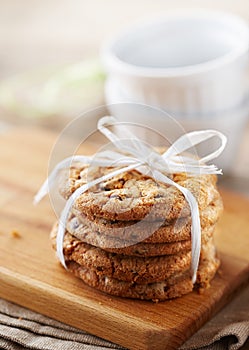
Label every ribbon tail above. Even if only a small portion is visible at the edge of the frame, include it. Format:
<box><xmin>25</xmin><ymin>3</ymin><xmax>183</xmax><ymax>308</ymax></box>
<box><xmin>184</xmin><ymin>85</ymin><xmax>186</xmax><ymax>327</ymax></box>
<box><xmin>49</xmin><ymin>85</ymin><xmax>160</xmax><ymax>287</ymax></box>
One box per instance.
<box><xmin>33</xmin><ymin>178</ymin><xmax>49</xmax><ymax>205</ymax></box>
<box><xmin>33</xmin><ymin>155</ymin><xmax>92</xmax><ymax>205</ymax></box>
<box><xmin>153</xmin><ymin>170</ymin><xmax>201</xmax><ymax>284</ymax></box>
<box><xmin>177</xmin><ymin>186</ymin><xmax>201</xmax><ymax>284</ymax></box>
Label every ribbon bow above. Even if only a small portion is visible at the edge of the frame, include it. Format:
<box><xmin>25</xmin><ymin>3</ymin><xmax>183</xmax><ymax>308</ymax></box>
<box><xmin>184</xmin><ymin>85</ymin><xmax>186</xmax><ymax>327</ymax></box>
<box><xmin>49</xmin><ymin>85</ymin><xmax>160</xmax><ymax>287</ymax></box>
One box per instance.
<box><xmin>34</xmin><ymin>116</ymin><xmax>227</xmax><ymax>284</ymax></box>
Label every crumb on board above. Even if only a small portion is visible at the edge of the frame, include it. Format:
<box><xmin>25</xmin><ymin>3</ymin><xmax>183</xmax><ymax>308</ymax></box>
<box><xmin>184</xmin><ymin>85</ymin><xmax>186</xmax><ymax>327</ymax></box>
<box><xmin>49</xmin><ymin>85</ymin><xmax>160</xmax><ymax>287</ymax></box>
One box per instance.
<box><xmin>152</xmin><ymin>298</ymin><xmax>159</xmax><ymax>303</ymax></box>
<box><xmin>10</xmin><ymin>230</ymin><xmax>21</xmax><ymax>238</ymax></box>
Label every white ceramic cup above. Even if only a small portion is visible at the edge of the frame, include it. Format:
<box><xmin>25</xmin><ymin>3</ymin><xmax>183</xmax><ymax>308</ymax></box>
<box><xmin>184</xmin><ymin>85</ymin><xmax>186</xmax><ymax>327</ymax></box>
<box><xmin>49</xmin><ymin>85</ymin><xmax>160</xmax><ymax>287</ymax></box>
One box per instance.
<box><xmin>102</xmin><ymin>10</ymin><xmax>249</xmax><ymax>172</ymax></box>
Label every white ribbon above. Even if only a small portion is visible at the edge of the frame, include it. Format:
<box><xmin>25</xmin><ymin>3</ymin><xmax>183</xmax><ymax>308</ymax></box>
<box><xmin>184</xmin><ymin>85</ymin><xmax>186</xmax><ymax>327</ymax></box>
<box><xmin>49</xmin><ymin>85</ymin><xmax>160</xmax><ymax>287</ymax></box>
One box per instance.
<box><xmin>34</xmin><ymin>116</ymin><xmax>227</xmax><ymax>284</ymax></box>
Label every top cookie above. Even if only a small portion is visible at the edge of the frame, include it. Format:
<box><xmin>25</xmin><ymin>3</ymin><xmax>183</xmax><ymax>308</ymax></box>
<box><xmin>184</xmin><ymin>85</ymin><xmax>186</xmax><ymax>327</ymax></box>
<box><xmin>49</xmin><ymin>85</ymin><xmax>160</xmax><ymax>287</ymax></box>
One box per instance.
<box><xmin>59</xmin><ymin>163</ymin><xmax>218</xmax><ymax>221</ymax></box>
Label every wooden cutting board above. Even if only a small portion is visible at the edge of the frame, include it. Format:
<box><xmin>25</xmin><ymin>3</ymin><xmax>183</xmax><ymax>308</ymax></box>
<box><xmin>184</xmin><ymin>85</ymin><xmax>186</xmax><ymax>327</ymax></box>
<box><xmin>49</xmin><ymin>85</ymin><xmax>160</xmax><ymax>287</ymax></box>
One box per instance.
<box><xmin>0</xmin><ymin>127</ymin><xmax>249</xmax><ymax>350</ymax></box>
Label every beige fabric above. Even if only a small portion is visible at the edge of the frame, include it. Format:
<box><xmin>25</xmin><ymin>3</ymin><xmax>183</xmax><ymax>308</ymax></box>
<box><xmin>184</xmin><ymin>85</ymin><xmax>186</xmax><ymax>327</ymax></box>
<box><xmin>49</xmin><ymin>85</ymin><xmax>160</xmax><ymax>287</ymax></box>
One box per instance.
<box><xmin>179</xmin><ymin>284</ymin><xmax>249</xmax><ymax>350</ymax></box>
<box><xmin>0</xmin><ymin>301</ymin><xmax>124</xmax><ymax>350</ymax></box>
<box><xmin>0</xmin><ymin>284</ymin><xmax>248</xmax><ymax>350</ymax></box>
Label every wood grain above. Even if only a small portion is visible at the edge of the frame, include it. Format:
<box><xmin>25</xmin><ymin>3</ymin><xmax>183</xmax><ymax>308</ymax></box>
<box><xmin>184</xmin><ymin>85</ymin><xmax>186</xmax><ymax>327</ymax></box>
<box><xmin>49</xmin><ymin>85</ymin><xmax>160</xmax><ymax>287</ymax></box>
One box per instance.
<box><xmin>0</xmin><ymin>127</ymin><xmax>249</xmax><ymax>350</ymax></box>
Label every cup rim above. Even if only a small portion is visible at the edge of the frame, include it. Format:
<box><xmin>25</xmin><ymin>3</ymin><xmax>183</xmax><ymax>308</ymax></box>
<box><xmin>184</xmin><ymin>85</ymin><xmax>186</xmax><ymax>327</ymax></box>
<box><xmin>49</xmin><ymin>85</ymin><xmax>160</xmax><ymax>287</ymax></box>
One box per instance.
<box><xmin>102</xmin><ymin>9</ymin><xmax>249</xmax><ymax>79</ymax></box>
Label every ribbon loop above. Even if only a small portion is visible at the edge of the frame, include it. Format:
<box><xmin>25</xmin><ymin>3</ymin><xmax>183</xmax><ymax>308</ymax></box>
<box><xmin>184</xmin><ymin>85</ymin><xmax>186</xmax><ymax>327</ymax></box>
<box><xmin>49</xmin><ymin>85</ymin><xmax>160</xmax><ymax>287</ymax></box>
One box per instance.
<box><xmin>163</xmin><ymin>130</ymin><xmax>226</xmax><ymax>159</ymax></box>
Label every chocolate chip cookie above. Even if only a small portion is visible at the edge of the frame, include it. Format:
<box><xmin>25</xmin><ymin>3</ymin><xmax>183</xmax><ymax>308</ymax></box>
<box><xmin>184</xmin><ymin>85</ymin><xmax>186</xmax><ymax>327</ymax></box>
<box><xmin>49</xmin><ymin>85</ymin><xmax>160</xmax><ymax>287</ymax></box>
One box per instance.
<box><xmin>59</xmin><ymin>165</ymin><xmax>218</xmax><ymax>221</ymax></box>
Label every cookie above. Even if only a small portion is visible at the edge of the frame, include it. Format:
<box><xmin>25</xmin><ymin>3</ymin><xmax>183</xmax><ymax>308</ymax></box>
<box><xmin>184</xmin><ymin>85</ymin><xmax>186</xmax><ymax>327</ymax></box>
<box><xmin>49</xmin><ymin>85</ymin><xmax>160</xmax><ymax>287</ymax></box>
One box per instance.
<box><xmin>196</xmin><ymin>257</ymin><xmax>220</xmax><ymax>289</ymax></box>
<box><xmin>70</xmin><ymin>195</ymin><xmax>222</xmax><ymax>244</ymax></box>
<box><xmin>51</xmin><ymin>225</ymin><xmax>217</xmax><ymax>284</ymax></box>
<box><xmin>66</xmin><ymin>214</ymin><xmax>217</xmax><ymax>256</ymax></box>
<box><xmin>59</xmin><ymin>164</ymin><xmax>218</xmax><ymax>221</ymax></box>
<box><xmin>67</xmin><ymin>214</ymin><xmax>192</xmax><ymax>256</ymax></box>
<box><xmin>67</xmin><ymin>261</ymin><xmax>193</xmax><ymax>301</ymax></box>
<box><xmin>65</xmin><ymin>256</ymin><xmax>219</xmax><ymax>301</ymax></box>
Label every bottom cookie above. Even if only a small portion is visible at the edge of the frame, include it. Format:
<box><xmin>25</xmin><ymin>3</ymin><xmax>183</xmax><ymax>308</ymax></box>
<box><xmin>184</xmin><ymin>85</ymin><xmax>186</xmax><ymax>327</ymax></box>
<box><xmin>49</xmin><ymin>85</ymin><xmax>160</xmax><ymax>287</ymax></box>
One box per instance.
<box><xmin>65</xmin><ymin>256</ymin><xmax>220</xmax><ymax>301</ymax></box>
<box><xmin>67</xmin><ymin>260</ymin><xmax>194</xmax><ymax>301</ymax></box>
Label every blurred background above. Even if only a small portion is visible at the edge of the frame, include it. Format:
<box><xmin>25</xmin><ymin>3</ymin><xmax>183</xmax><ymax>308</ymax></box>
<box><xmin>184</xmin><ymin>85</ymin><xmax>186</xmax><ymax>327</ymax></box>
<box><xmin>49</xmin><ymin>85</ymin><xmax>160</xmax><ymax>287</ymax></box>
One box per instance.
<box><xmin>1</xmin><ymin>0</ymin><xmax>249</xmax><ymax>78</ymax></box>
<box><xmin>0</xmin><ymin>0</ymin><xmax>248</xmax><ymax>190</ymax></box>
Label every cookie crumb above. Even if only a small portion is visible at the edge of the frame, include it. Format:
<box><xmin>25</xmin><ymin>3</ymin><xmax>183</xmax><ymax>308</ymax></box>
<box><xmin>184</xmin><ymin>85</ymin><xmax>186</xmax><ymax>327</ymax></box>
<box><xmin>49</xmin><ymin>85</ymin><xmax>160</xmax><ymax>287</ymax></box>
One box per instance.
<box><xmin>152</xmin><ymin>298</ymin><xmax>159</xmax><ymax>303</ymax></box>
<box><xmin>10</xmin><ymin>230</ymin><xmax>21</xmax><ymax>238</ymax></box>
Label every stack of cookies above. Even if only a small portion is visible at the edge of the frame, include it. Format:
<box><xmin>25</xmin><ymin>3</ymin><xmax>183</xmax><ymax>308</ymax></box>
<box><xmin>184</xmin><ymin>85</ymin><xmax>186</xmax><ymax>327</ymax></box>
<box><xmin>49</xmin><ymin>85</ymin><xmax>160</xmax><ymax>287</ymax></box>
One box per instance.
<box><xmin>50</xmin><ymin>164</ymin><xmax>223</xmax><ymax>301</ymax></box>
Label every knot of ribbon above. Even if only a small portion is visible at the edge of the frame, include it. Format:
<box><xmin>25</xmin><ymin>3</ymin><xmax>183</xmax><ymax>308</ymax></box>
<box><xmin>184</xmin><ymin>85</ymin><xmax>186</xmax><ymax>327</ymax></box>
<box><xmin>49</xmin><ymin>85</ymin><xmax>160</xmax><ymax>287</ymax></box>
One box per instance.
<box><xmin>34</xmin><ymin>116</ymin><xmax>227</xmax><ymax>284</ymax></box>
